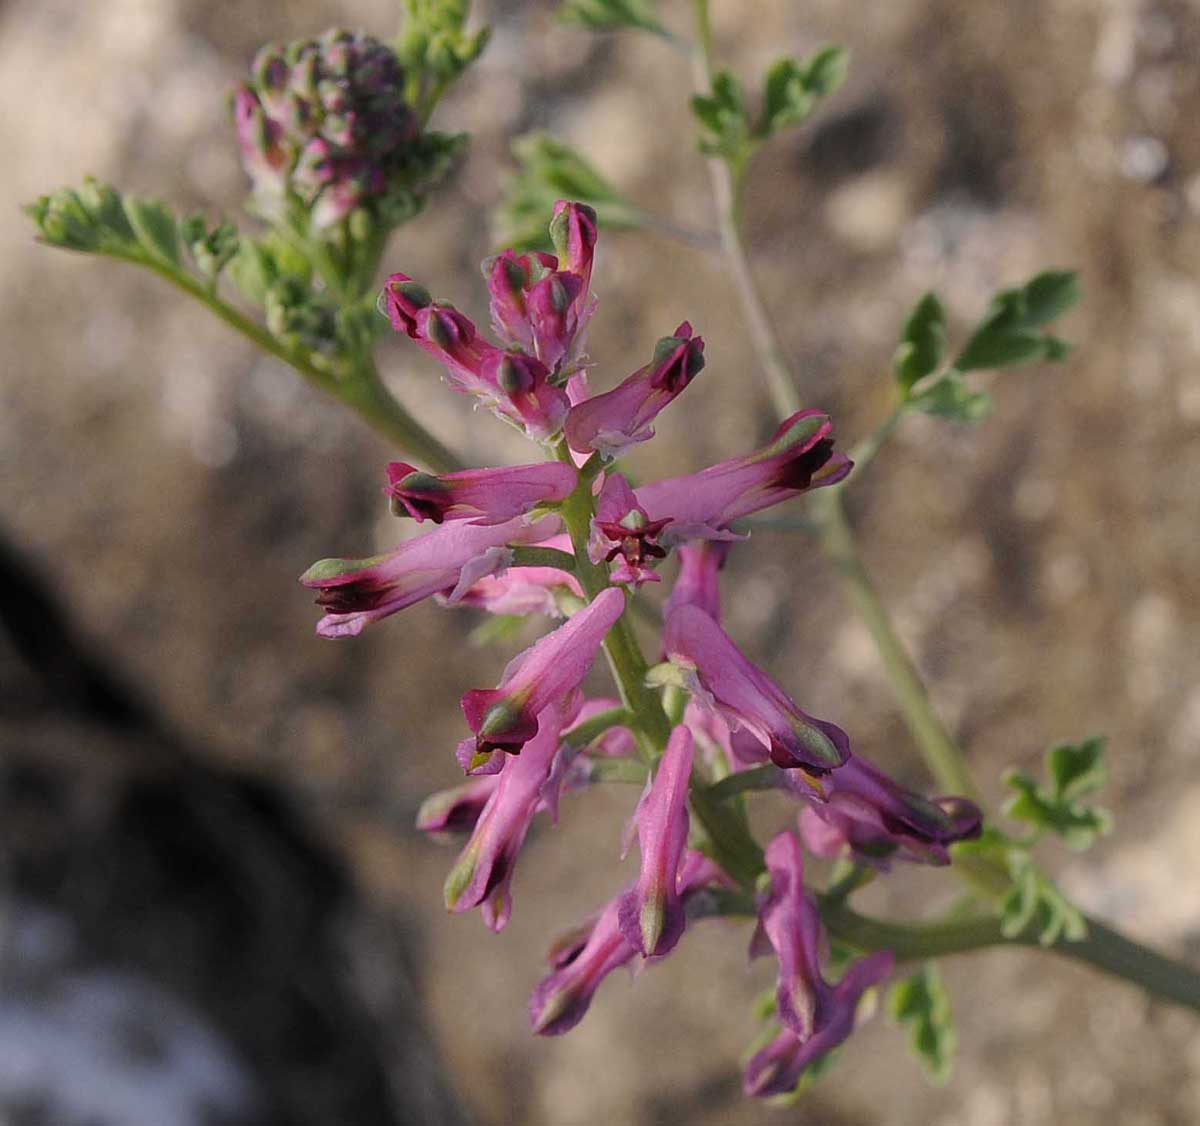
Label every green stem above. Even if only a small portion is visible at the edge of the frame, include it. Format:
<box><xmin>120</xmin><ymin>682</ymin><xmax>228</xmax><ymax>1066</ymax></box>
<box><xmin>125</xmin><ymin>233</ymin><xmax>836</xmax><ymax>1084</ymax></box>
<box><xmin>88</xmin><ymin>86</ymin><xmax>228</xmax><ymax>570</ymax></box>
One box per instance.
<box><xmin>556</xmin><ymin>450</ymin><xmax>671</xmax><ymax>760</ymax></box>
<box><xmin>847</xmin><ymin>399</ymin><xmax>907</xmax><ymax>477</ymax></box>
<box><xmin>136</xmin><ymin>256</ymin><xmax>460</xmax><ymax>471</ymax></box>
<box><xmin>689</xmin><ymin>3</ymin><xmax>801</xmax><ymax>421</ymax></box>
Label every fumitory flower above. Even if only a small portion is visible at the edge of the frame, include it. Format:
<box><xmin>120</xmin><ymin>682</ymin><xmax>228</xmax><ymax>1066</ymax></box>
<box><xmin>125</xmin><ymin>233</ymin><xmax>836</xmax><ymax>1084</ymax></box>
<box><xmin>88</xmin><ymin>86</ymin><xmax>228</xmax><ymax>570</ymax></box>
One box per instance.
<box><xmin>563</xmin><ymin>322</ymin><xmax>706</xmax><ymax>457</ymax></box>
<box><xmin>450</xmin><ymin>565</ymin><xmax>584</xmax><ymax>618</ymax></box>
<box><xmin>458</xmin><ymin>587</ymin><xmax>625</xmax><ymax>772</ymax></box>
<box><xmin>660</xmin><ymin>604</ymin><xmax>850</xmax><ymax>777</ymax></box>
<box><xmin>745</xmin><ymin>831</ymin><xmax>892</xmax><ymax>1097</ymax></box>
<box><xmin>443</xmin><ymin>703</ymin><xmax>566</xmax><ymax>931</ymax></box>
<box><xmin>528</xmin><ymin>850</ymin><xmax>732</xmax><ymax>1036</ymax></box>
<box><xmin>300</xmin><ymin>515</ymin><xmax>559</xmax><ymax>638</ymax></box>
<box><xmin>636</xmin><ymin>409</ymin><xmax>851</xmax><ymax>541</ymax></box>
<box><xmin>796</xmin><ymin>755</ymin><xmax>982</xmax><ymax>867</ymax></box>
<box><xmin>384</xmin><ymin>274</ymin><xmax>571</xmax><ymax>440</ymax></box>
<box><xmin>618</xmin><ymin>725</ymin><xmax>694</xmax><ymax>957</ymax></box>
<box><xmin>589</xmin><ymin>473</ymin><xmax>671</xmax><ymax>587</ymax></box>
<box><xmin>385</xmin><ymin>460</ymin><xmax>577</xmax><ymax>525</ymax></box>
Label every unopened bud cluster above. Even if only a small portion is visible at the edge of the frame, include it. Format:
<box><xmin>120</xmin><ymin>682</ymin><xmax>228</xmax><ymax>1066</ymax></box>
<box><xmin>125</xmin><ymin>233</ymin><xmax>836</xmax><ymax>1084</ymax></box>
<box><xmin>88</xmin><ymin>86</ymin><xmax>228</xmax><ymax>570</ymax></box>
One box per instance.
<box><xmin>234</xmin><ymin>28</ymin><xmax>426</xmax><ymax>231</ymax></box>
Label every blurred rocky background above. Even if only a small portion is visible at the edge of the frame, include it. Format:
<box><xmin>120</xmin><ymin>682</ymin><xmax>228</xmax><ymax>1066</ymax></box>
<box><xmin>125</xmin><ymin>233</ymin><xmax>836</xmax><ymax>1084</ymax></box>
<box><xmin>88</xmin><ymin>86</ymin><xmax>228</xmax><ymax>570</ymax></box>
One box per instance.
<box><xmin>3</xmin><ymin>0</ymin><xmax>1200</xmax><ymax>1122</ymax></box>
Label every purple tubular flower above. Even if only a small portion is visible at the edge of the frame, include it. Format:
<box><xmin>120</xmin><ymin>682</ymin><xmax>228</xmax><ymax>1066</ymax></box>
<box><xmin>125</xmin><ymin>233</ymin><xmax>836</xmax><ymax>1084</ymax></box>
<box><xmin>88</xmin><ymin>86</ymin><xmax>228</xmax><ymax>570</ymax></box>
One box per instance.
<box><xmin>458</xmin><ymin>587</ymin><xmax>626</xmax><ymax>772</ymax></box>
<box><xmin>443</xmin><ymin>705</ymin><xmax>565</xmax><ymax>931</ymax></box>
<box><xmin>744</xmin><ymin>832</ymin><xmax>893</xmax><ymax>1097</ymax></box>
<box><xmin>384</xmin><ymin>273</ymin><xmax>571</xmax><ymax>440</ymax></box>
<box><xmin>563</xmin><ymin>323</ymin><xmax>706</xmax><ymax>457</ymax></box>
<box><xmin>385</xmin><ymin>460</ymin><xmax>577</xmax><ymax>525</ymax></box>
<box><xmin>529</xmin><ymin>848</ymin><xmax>729</xmax><ymax>1036</ymax></box>
<box><xmin>662</xmin><ymin>605</ymin><xmax>849</xmax><ymax>776</ymax></box>
<box><xmin>300</xmin><ymin>515</ymin><xmax>559</xmax><ymax>638</ymax></box>
<box><xmin>635</xmin><ymin>409</ymin><xmax>852</xmax><ymax>540</ymax></box>
<box><xmin>415</xmin><ymin>776</ymin><xmax>498</xmax><ymax>838</ymax></box>
<box><xmin>588</xmin><ymin>474</ymin><xmax>671</xmax><ymax>587</ymax></box>
<box><xmin>796</xmin><ymin>756</ymin><xmax>982</xmax><ymax>867</ymax></box>
<box><xmin>617</xmin><ymin>726</ymin><xmax>694</xmax><ymax>957</ymax></box>
<box><xmin>663</xmin><ymin>540</ymin><xmax>730</xmax><ymax>624</ymax></box>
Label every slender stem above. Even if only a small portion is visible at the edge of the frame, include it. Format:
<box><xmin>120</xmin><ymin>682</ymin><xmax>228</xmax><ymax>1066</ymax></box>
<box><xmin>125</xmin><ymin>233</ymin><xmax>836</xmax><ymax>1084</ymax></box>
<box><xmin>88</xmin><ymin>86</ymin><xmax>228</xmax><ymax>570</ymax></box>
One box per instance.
<box><xmin>136</xmin><ymin>256</ymin><xmax>460</xmax><ymax>471</ymax></box>
<box><xmin>690</xmin><ymin>4</ymin><xmax>801</xmax><ymax>421</ymax></box>
<box><xmin>847</xmin><ymin>399</ymin><xmax>907</xmax><ymax>477</ymax></box>
<box><xmin>624</xmin><ymin>208</ymin><xmax>722</xmax><ymax>253</ymax></box>
<box><xmin>811</xmin><ymin>487</ymin><xmax>980</xmax><ymax>798</ymax></box>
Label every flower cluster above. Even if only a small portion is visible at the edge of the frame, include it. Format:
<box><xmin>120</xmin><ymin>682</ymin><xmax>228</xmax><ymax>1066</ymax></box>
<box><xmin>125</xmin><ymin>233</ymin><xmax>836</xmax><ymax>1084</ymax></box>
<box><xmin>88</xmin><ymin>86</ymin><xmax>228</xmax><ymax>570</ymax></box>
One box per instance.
<box><xmin>301</xmin><ymin>203</ymin><xmax>981</xmax><ymax>1098</ymax></box>
<box><xmin>233</xmin><ymin>28</ymin><xmax>427</xmax><ymax>230</ymax></box>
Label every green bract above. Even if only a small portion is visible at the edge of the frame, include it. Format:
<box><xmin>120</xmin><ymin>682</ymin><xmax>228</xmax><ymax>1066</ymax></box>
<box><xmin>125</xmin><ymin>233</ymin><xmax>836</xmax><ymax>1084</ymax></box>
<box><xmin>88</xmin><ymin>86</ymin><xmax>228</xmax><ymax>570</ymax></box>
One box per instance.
<box><xmin>888</xmin><ymin>963</ymin><xmax>956</xmax><ymax>1084</ymax></box>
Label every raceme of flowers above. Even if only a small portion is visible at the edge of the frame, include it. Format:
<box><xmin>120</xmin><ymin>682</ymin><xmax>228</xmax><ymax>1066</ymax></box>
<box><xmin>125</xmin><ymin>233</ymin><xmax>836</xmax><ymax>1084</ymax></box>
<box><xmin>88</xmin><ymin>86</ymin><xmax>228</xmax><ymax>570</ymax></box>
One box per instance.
<box><xmin>301</xmin><ymin>201</ymin><xmax>982</xmax><ymax>1098</ymax></box>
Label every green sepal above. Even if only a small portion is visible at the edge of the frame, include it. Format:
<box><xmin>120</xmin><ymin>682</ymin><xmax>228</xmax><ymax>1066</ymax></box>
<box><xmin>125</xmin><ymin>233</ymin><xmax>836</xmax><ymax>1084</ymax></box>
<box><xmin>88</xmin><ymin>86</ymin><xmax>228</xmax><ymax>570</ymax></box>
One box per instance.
<box><xmin>757</xmin><ymin>45</ymin><xmax>849</xmax><ymax>138</ymax></box>
<box><xmin>888</xmin><ymin>963</ymin><xmax>956</xmax><ymax>1084</ymax></box>
<box><xmin>1002</xmin><ymin>736</ymin><xmax>1112</xmax><ymax>850</ymax></box>
<box><xmin>893</xmin><ymin>292</ymin><xmax>946</xmax><ymax>393</ymax></box>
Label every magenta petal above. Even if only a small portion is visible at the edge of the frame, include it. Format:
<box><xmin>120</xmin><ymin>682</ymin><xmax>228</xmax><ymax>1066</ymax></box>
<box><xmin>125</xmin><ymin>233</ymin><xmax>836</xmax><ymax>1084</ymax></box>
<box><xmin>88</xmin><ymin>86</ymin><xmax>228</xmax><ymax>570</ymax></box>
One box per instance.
<box><xmin>459</xmin><ymin>588</ymin><xmax>625</xmax><ymax>762</ymax></box>
<box><xmin>663</xmin><ymin>605</ymin><xmax>849</xmax><ymax>774</ymax></box>
<box><xmin>444</xmin><ymin>705</ymin><xmax>566</xmax><ymax>930</ymax></box>
<box><xmin>386</xmin><ymin>460</ymin><xmax>577</xmax><ymax>525</ymax></box>
<box><xmin>617</xmin><ymin>726</ymin><xmax>693</xmax><ymax>957</ymax></box>
<box><xmin>636</xmin><ymin>409</ymin><xmax>847</xmax><ymax>537</ymax></box>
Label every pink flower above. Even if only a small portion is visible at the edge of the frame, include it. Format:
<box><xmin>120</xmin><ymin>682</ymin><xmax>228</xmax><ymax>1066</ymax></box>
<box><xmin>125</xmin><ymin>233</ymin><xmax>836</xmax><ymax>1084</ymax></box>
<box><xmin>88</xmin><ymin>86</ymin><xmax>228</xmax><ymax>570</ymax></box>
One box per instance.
<box><xmin>636</xmin><ymin>409</ymin><xmax>851</xmax><ymax>540</ymax></box>
<box><xmin>744</xmin><ymin>832</ymin><xmax>892</xmax><ymax>1097</ymax></box>
<box><xmin>443</xmin><ymin>704</ymin><xmax>566</xmax><ymax>931</ymax></box>
<box><xmin>661</xmin><ymin>605</ymin><xmax>849</xmax><ymax>776</ymax></box>
<box><xmin>415</xmin><ymin>776</ymin><xmax>498</xmax><ymax>838</ymax></box>
<box><xmin>795</xmin><ymin>756</ymin><xmax>982</xmax><ymax>867</ymax></box>
<box><xmin>232</xmin><ymin>86</ymin><xmax>288</xmax><ymax>200</ymax></box>
<box><xmin>617</xmin><ymin>725</ymin><xmax>694</xmax><ymax>956</ymax></box>
<box><xmin>383</xmin><ymin>274</ymin><xmax>570</xmax><ymax>440</ymax></box>
<box><xmin>458</xmin><ymin>588</ymin><xmax>626</xmax><ymax>772</ymax></box>
<box><xmin>563</xmin><ymin>323</ymin><xmax>706</xmax><ymax>457</ymax></box>
<box><xmin>529</xmin><ymin>850</ymin><xmax>730</xmax><ymax>1035</ymax></box>
<box><xmin>300</xmin><ymin>515</ymin><xmax>559</xmax><ymax>638</ymax></box>
<box><xmin>588</xmin><ymin>473</ymin><xmax>671</xmax><ymax>587</ymax></box>
<box><xmin>385</xmin><ymin>460</ymin><xmax>577</xmax><ymax>525</ymax></box>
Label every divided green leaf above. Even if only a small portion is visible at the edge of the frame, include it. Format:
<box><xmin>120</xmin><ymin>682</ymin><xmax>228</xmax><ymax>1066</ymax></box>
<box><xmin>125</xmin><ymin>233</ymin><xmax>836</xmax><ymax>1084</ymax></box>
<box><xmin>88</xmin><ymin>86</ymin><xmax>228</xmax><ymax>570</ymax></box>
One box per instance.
<box><xmin>493</xmin><ymin>132</ymin><xmax>635</xmax><ymax>251</ymax></box>
<box><xmin>758</xmin><ymin>45</ymin><xmax>849</xmax><ymax>137</ymax></box>
<box><xmin>907</xmin><ymin>372</ymin><xmax>992</xmax><ymax>424</ymax></box>
<box><xmin>893</xmin><ymin>292</ymin><xmax>946</xmax><ymax>392</ymax></box>
<box><xmin>122</xmin><ymin>196</ymin><xmax>181</xmax><ymax>268</ymax></box>
<box><xmin>953</xmin><ymin>270</ymin><xmax>1080</xmax><ymax>373</ymax></box>
<box><xmin>888</xmin><ymin>963</ymin><xmax>956</xmax><ymax>1084</ymax></box>
<box><xmin>691</xmin><ymin>69</ymin><xmax>753</xmax><ymax>167</ymax></box>
<box><xmin>1000</xmin><ymin>852</ymin><xmax>1088</xmax><ymax>945</ymax></box>
<box><xmin>1003</xmin><ymin>736</ymin><xmax>1112</xmax><ymax>850</ymax></box>
<box><xmin>558</xmin><ymin>0</ymin><xmax>666</xmax><ymax>35</ymax></box>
